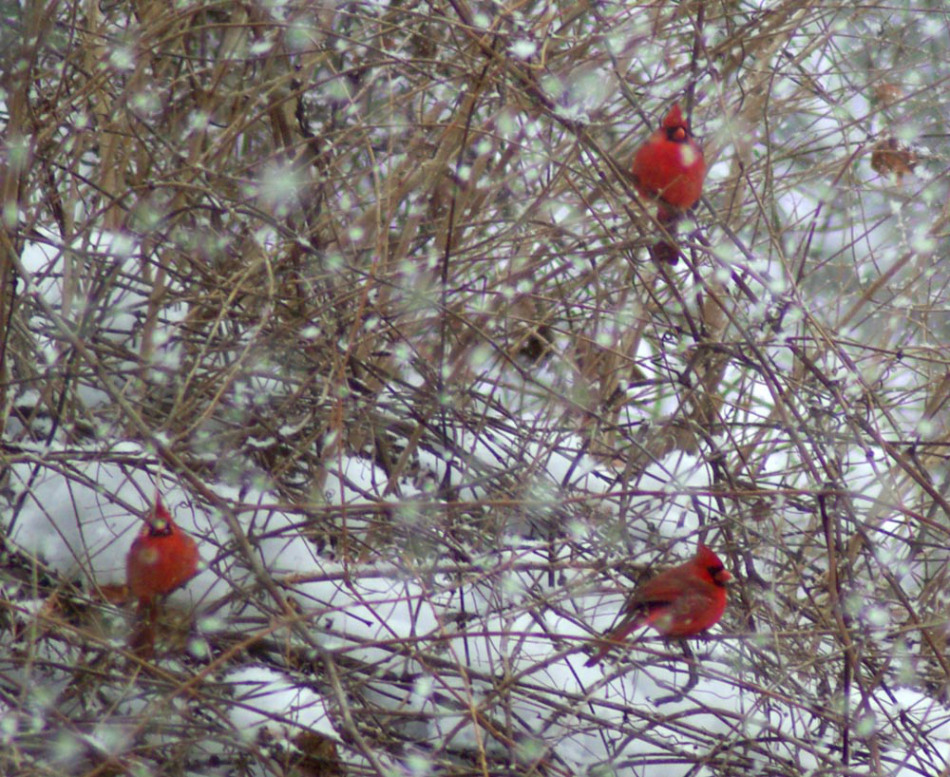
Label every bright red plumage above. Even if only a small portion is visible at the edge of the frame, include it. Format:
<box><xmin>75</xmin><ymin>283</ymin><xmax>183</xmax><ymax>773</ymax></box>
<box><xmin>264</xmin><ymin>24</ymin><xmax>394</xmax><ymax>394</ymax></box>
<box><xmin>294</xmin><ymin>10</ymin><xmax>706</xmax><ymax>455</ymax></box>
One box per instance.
<box><xmin>126</xmin><ymin>496</ymin><xmax>199</xmax><ymax>603</ymax></box>
<box><xmin>126</xmin><ymin>495</ymin><xmax>200</xmax><ymax>656</ymax></box>
<box><xmin>630</xmin><ymin>103</ymin><xmax>706</xmax><ymax>263</ymax></box>
<box><xmin>585</xmin><ymin>543</ymin><xmax>731</xmax><ymax>667</ymax></box>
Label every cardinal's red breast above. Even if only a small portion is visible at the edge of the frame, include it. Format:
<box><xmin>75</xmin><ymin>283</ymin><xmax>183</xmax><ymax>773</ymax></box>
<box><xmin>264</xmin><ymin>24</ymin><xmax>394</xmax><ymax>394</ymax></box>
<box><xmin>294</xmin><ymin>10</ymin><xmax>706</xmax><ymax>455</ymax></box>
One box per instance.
<box><xmin>126</xmin><ymin>500</ymin><xmax>200</xmax><ymax>601</ymax></box>
<box><xmin>631</xmin><ymin>103</ymin><xmax>706</xmax><ymax>213</ymax></box>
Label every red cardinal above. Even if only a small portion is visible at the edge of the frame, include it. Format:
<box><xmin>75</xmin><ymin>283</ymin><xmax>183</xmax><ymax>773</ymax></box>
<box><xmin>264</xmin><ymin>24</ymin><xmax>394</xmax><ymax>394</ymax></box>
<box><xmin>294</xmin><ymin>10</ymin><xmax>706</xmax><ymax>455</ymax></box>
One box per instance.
<box><xmin>630</xmin><ymin>103</ymin><xmax>706</xmax><ymax>265</ymax></box>
<box><xmin>585</xmin><ymin>543</ymin><xmax>731</xmax><ymax>667</ymax></box>
<box><xmin>126</xmin><ymin>495</ymin><xmax>200</xmax><ymax>655</ymax></box>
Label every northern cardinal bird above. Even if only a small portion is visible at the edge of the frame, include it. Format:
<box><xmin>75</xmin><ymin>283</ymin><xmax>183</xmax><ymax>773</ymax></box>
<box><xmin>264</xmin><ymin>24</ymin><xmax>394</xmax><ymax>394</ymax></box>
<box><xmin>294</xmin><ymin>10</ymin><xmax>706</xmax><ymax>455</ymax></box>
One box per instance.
<box><xmin>126</xmin><ymin>495</ymin><xmax>200</xmax><ymax>655</ymax></box>
<box><xmin>585</xmin><ymin>543</ymin><xmax>731</xmax><ymax>667</ymax></box>
<box><xmin>631</xmin><ymin>103</ymin><xmax>706</xmax><ymax>265</ymax></box>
